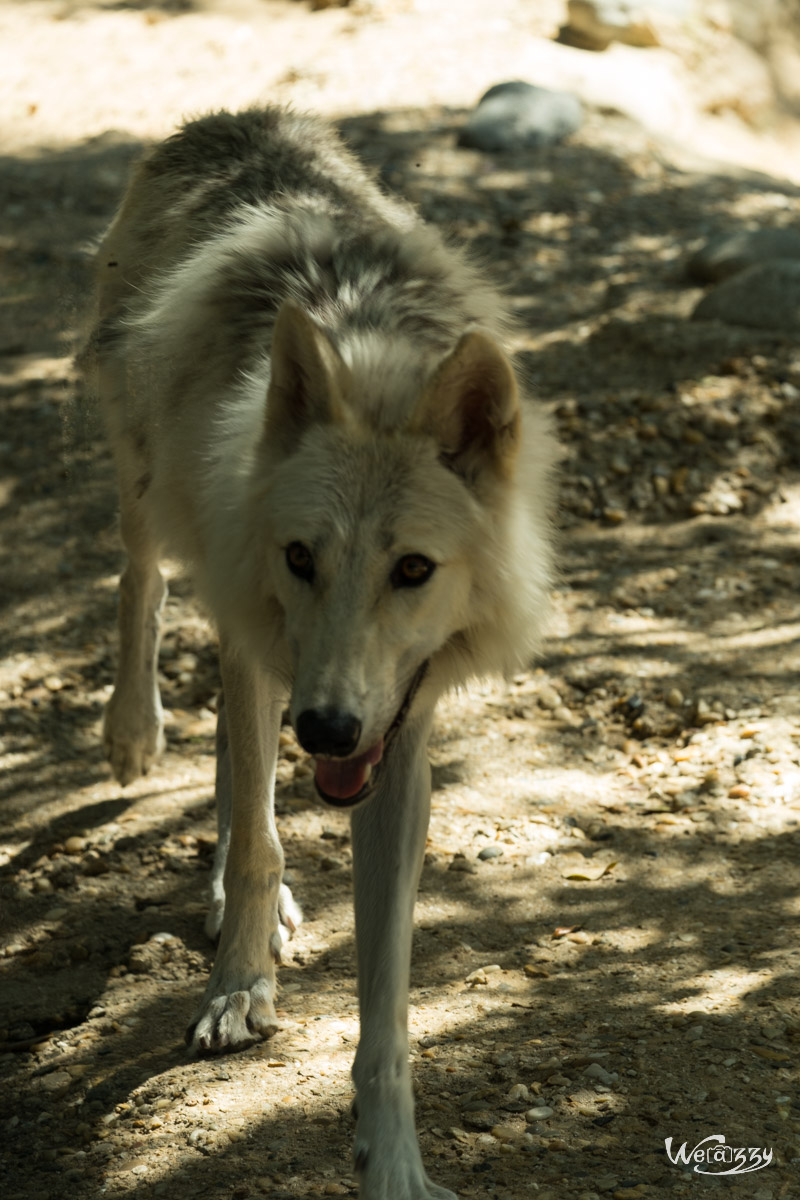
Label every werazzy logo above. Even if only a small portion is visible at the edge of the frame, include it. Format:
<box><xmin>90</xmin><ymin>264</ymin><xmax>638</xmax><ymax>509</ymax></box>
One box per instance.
<box><xmin>665</xmin><ymin>1135</ymin><xmax>773</xmax><ymax>1176</ymax></box>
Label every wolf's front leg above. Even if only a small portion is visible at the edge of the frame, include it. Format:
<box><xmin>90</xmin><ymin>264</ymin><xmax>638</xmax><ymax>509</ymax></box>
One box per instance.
<box><xmin>205</xmin><ymin>692</ymin><xmax>302</xmax><ymax>947</ymax></box>
<box><xmin>351</xmin><ymin>710</ymin><xmax>457</xmax><ymax>1200</ymax></box>
<box><xmin>187</xmin><ymin>640</ymin><xmax>287</xmax><ymax>1053</ymax></box>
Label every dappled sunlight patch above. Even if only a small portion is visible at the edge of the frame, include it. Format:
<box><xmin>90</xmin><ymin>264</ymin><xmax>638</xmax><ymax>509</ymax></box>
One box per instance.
<box><xmin>655</xmin><ymin>965</ymin><xmax>789</xmax><ymax>1018</ymax></box>
<box><xmin>0</xmin><ymin>353</ymin><xmax>73</xmax><ymax>389</ymax></box>
<box><xmin>2</xmin><ymin>4</ymin><xmax>800</xmax><ymax>1193</ymax></box>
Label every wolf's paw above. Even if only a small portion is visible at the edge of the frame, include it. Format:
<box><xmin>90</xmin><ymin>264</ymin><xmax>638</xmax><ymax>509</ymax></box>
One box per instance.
<box><xmin>103</xmin><ymin>693</ymin><xmax>165</xmax><ymax>786</ymax></box>
<box><xmin>355</xmin><ymin>1138</ymin><xmax>457</xmax><ymax>1200</ymax></box>
<box><xmin>204</xmin><ymin>882</ymin><xmax>302</xmax><ymax>945</ymax></box>
<box><xmin>187</xmin><ymin>973</ymin><xmax>280</xmax><ymax>1053</ymax></box>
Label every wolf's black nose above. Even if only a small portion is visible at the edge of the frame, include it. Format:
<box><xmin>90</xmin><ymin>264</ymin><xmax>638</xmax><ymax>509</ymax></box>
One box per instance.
<box><xmin>295</xmin><ymin>709</ymin><xmax>362</xmax><ymax>758</ymax></box>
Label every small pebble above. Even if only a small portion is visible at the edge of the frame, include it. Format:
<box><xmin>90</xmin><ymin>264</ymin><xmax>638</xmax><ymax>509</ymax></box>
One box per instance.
<box><xmin>40</xmin><ymin>1070</ymin><xmax>72</xmax><ymax>1092</ymax></box>
<box><xmin>537</xmin><ymin>685</ymin><xmax>561</xmax><ymax>711</ymax></box>
<box><xmin>525</xmin><ymin>1105</ymin><xmax>554</xmax><ymax>1122</ymax></box>
<box><xmin>449</xmin><ymin>855</ymin><xmax>477</xmax><ymax>874</ymax></box>
<box><xmin>525</xmin><ymin>963</ymin><xmax>552</xmax><ymax>982</ymax></box>
<box><xmin>64</xmin><ymin>836</ymin><xmax>87</xmax><ymax>855</ymax></box>
<box><xmin>583</xmin><ymin>1063</ymin><xmax>618</xmax><ymax>1086</ymax></box>
<box><xmin>595</xmin><ymin>1178</ymin><xmax>619</xmax><ymax>1194</ymax></box>
<box><xmin>491</xmin><ymin>1123</ymin><xmax>523</xmax><ymax>1141</ymax></box>
<box><xmin>465</xmin><ymin>967</ymin><xmax>488</xmax><ymax>986</ymax></box>
<box><xmin>447</xmin><ymin>1127</ymin><xmax>469</xmax><ymax>1142</ymax></box>
<box><xmin>478</xmin><ymin>845</ymin><xmax>504</xmax><ymax>861</ymax></box>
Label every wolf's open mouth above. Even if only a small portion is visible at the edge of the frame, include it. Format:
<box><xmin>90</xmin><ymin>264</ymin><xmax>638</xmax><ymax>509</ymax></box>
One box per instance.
<box><xmin>313</xmin><ymin>660</ymin><xmax>429</xmax><ymax>808</ymax></box>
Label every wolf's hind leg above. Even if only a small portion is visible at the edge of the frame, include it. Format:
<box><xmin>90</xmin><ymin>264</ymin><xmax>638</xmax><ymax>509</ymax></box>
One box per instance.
<box><xmin>103</xmin><ymin>497</ymin><xmax>167</xmax><ymax>786</ymax></box>
<box><xmin>205</xmin><ymin>692</ymin><xmax>302</xmax><ymax>946</ymax></box>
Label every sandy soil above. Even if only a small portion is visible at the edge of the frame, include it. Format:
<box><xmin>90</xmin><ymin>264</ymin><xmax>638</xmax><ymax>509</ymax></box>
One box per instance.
<box><xmin>1</xmin><ymin>3</ymin><xmax>799</xmax><ymax>1199</ymax></box>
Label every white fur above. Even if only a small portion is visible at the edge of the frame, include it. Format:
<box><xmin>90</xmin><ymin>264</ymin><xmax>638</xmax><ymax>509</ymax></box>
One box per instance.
<box><xmin>84</xmin><ymin>107</ymin><xmax>557</xmax><ymax>1200</ymax></box>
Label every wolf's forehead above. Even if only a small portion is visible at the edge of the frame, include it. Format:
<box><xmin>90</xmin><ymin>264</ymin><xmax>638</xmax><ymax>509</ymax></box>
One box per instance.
<box><xmin>317</xmin><ymin>497</ymin><xmax>473</xmax><ymax>563</ymax></box>
<box><xmin>268</xmin><ymin>436</ymin><xmax>478</xmax><ymax>555</ymax></box>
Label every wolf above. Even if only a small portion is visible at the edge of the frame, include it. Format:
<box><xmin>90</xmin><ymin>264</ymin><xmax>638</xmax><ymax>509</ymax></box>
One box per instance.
<box><xmin>81</xmin><ymin>107</ymin><xmax>555</xmax><ymax>1200</ymax></box>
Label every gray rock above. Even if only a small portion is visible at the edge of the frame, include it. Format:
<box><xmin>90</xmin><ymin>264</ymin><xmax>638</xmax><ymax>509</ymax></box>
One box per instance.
<box><xmin>583</xmin><ymin>1061</ymin><xmax>619</xmax><ymax>1086</ymax></box>
<box><xmin>525</xmin><ymin>1105</ymin><xmax>555</xmax><ymax>1122</ymax></box>
<box><xmin>458</xmin><ymin>81</ymin><xmax>583</xmax><ymax>153</ymax></box>
<box><xmin>687</xmin><ymin>228</ymin><xmax>800</xmax><ymax>283</ymax></box>
<box><xmin>692</xmin><ymin>260</ymin><xmax>800</xmax><ymax>331</ymax></box>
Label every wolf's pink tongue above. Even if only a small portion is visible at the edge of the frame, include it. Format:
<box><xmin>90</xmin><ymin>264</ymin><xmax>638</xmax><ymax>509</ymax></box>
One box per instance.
<box><xmin>314</xmin><ymin>740</ymin><xmax>384</xmax><ymax>801</ymax></box>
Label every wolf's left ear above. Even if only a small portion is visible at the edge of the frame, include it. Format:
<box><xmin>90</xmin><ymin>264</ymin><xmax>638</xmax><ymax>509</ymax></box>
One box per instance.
<box><xmin>265</xmin><ymin>301</ymin><xmax>349</xmax><ymax>452</ymax></box>
<box><xmin>417</xmin><ymin>330</ymin><xmax>520</xmax><ymax>481</ymax></box>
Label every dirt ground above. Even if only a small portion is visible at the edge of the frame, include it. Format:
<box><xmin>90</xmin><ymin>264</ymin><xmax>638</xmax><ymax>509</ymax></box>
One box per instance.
<box><xmin>1</xmin><ymin>2</ymin><xmax>799</xmax><ymax>1198</ymax></box>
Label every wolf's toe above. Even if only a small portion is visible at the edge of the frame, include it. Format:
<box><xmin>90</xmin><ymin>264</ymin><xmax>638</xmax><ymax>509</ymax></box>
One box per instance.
<box><xmin>103</xmin><ymin>697</ymin><xmax>165</xmax><ymax>786</ymax></box>
<box><xmin>106</xmin><ymin>742</ymin><xmax>146</xmax><ymax>787</ymax></box>
<box><xmin>187</xmin><ymin>979</ymin><xmax>279</xmax><ymax>1054</ymax></box>
<box><xmin>104</xmin><ymin>726</ymin><xmax>165</xmax><ymax>786</ymax></box>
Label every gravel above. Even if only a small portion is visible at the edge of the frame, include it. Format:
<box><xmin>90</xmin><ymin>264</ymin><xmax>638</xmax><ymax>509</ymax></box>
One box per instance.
<box><xmin>1</xmin><ymin>3</ymin><xmax>799</xmax><ymax>1200</ymax></box>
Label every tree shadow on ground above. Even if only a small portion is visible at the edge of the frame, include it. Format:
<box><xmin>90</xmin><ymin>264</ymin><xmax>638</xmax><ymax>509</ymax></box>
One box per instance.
<box><xmin>1</xmin><ymin>106</ymin><xmax>799</xmax><ymax>1197</ymax></box>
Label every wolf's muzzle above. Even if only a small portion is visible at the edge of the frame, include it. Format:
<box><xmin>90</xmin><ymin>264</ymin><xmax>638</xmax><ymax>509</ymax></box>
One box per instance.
<box><xmin>295</xmin><ymin>709</ymin><xmax>362</xmax><ymax>758</ymax></box>
<box><xmin>307</xmin><ymin>660</ymin><xmax>430</xmax><ymax>809</ymax></box>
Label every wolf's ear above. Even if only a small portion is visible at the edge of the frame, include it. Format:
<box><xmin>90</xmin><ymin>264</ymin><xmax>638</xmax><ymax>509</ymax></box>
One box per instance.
<box><xmin>265</xmin><ymin>301</ymin><xmax>348</xmax><ymax>451</ymax></box>
<box><xmin>417</xmin><ymin>330</ymin><xmax>520</xmax><ymax>481</ymax></box>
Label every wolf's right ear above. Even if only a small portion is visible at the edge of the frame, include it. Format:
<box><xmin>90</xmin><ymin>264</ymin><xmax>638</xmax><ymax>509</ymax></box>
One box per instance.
<box><xmin>265</xmin><ymin>301</ymin><xmax>348</xmax><ymax>452</ymax></box>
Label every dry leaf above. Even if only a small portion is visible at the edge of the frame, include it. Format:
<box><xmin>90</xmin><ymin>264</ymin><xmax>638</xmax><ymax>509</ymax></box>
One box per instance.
<box><xmin>562</xmin><ymin>858</ymin><xmax>617</xmax><ymax>882</ymax></box>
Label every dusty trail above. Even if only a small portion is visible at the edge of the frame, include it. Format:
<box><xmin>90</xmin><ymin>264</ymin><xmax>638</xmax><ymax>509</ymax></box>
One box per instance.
<box><xmin>1</xmin><ymin>3</ymin><xmax>798</xmax><ymax>1198</ymax></box>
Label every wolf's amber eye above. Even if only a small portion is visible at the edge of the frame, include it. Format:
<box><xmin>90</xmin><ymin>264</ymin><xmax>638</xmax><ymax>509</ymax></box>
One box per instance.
<box><xmin>286</xmin><ymin>541</ymin><xmax>315</xmax><ymax>582</ymax></box>
<box><xmin>391</xmin><ymin>554</ymin><xmax>436</xmax><ymax>589</ymax></box>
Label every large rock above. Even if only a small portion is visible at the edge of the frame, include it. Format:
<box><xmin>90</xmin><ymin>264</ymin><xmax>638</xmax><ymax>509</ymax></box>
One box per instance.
<box><xmin>558</xmin><ymin>1</ymin><xmax>662</xmax><ymax>51</ymax></box>
<box><xmin>687</xmin><ymin>228</ymin><xmax>800</xmax><ymax>283</ymax></box>
<box><xmin>458</xmin><ymin>81</ymin><xmax>584</xmax><ymax>153</ymax></box>
<box><xmin>692</xmin><ymin>260</ymin><xmax>800</xmax><ymax>330</ymax></box>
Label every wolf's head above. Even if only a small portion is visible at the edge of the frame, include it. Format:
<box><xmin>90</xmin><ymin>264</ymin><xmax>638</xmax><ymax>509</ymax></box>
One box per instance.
<box><xmin>231</xmin><ymin>301</ymin><xmax>552</xmax><ymax>806</ymax></box>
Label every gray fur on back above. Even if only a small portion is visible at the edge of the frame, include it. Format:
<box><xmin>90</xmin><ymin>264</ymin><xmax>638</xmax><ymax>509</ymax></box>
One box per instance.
<box><xmin>94</xmin><ymin>107</ymin><xmax>509</xmax><ymax>387</ymax></box>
